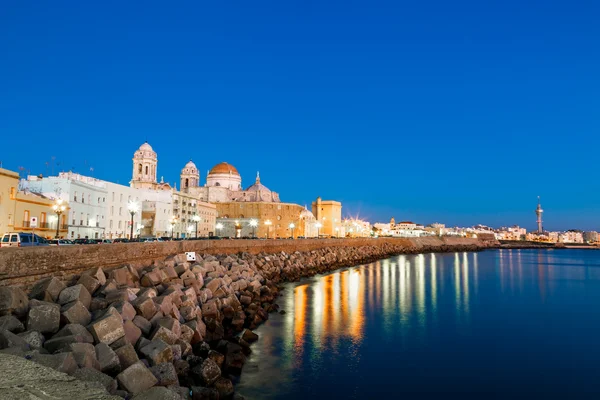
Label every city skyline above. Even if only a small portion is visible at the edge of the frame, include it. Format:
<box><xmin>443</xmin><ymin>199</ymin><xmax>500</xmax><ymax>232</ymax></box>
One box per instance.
<box><xmin>2</xmin><ymin>2</ymin><xmax>599</xmax><ymax>230</ymax></box>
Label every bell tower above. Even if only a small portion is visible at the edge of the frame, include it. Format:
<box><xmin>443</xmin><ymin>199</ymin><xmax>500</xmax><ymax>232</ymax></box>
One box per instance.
<box><xmin>180</xmin><ymin>160</ymin><xmax>200</xmax><ymax>192</ymax></box>
<box><xmin>131</xmin><ymin>142</ymin><xmax>158</xmax><ymax>189</ymax></box>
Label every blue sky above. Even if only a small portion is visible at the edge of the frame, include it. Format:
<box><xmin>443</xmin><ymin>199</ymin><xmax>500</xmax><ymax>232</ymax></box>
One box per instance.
<box><xmin>1</xmin><ymin>1</ymin><xmax>599</xmax><ymax>230</ymax></box>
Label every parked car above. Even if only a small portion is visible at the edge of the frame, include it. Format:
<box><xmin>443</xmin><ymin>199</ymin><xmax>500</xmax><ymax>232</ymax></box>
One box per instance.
<box><xmin>48</xmin><ymin>239</ymin><xmax>73</xmax><ymax>246</ymax></box>
<box><xmin>73</xmin><ymin>238</ymin><xmax>96</xmax><ymax>245</ymax></box>
<box><xmin>95</xmin><ymin>239</ymin><xmax>113</xmax><ymax>244</ymax></box>
<box><xmin>113</xmin><ymin>238</ymin><xmax>130</xmax><ymax>243</ymax></box>
<box><xmin>0</xmin><ymin>232</ymin><xmax>50</xmax><ymax>248</ymax></box>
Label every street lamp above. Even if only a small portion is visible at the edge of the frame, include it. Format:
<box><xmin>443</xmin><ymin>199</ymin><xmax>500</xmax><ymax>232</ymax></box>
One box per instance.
<box><xmin>128</xmin><ymin>201</ymin><xmax>139</xmax><ymax>240</ymax></box>
<box><xmin>192</xmin><ymin>215</ymin><xmax>201</xmax><ymax>238</ymax></box>
<box><xmin>170</xmin><ymin>216</ymin><xmax>178</xmax><ymax>239</ymax></box>
<box><xmin>265</xmin><ymin>219</ymin><xmax>272</xmax><ymax>239</ymax></box>
<box><xmin>186</xmin><ymin>225</ymin><xmax>193</xmax><ymax>239</ymax></box>
<box><xmin>289</xmin><ymin>222</ymin><xmax>295</xmax><ymax>239</ymax></box>
<box><xmin>315</xmin><ymin>222</ymin><xmax>322</xmax><ymax>239</ymax></box>
<box><xmin>216</xmin><ymin>222</ymin><xmax>223</xmax><ymax>236</ymax></box>
<box><xmin>52</xmin><ymin>199</ymin><xmax>66</xmax><ymax>239</ymax></box>
<box><xmin>249</xmin><ymin>219</ymin><xmax>258</xmax><ymax>238</ymax></box>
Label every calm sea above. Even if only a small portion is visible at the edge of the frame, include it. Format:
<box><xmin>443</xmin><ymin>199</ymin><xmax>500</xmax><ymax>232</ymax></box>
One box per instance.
<box><xmin>236</xmin><ymin>249</ymin><xmax>600</xmax><ymax>399</ymax></box>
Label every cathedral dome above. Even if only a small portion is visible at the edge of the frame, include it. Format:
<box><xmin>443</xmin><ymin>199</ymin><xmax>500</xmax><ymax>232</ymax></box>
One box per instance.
<box><xmin>185</xmin><ymin>160</ymin><xmax>197</xmax><ymax>169</ymax></box>
<box><xmin>138</xmin><ymin>142</ymin><xmax>154</xmax><ymax>152</ymax></box>
<box><xmin>299</xmin><ymin>206</ymin><xmax>315</xmax><ymax>220</ymax></box>
<box><xmin>209</xmin><ymin>162</ymin><xmax>239</xmax><ymax>175</ymax></box>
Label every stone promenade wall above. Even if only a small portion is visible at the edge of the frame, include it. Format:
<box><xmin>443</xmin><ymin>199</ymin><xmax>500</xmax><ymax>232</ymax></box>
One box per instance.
<box><xmin>0</xmin><ymin>236</ymin><xmax>491</xmax><ymax>288</ymax></box>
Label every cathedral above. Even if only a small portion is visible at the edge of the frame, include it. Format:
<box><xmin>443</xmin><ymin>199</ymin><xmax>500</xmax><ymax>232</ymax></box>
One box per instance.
<box><xmin>130</xmin><ymin>142</ymin><xmax>318</xmax><ymax>238</ymax></box>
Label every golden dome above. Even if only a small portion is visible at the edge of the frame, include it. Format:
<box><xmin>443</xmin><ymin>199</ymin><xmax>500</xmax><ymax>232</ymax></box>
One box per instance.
<box><xmin>209</xmin><ymin>162</ymin><xmax>239</xmax><ymax>175</ymax></box>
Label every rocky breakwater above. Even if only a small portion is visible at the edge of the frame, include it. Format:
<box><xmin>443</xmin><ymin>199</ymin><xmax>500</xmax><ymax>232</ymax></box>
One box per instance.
<box><xmin>0</xmin><ymin>240</ymin><xmax>484</xmax><ymax>399</ymax></box>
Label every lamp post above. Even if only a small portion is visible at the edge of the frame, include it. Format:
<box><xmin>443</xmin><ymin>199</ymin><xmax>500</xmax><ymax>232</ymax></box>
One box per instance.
<box><xmin>289</xmin><ymin>222</ymin><xmax>295</xmax><ymax>239</ymax></box>
<box><xmin>186</xmin><ymin>225</ymin><xmax>193</xmax><ymax>239</ymax></box>
<box><xmin>192</xmin><ymin>215</ymin><xmax>201</xmax><ymax>238</ymax></box>
<box><xmin>315</xmin><ymin>222</ymin><xmax>322</xmax><ymax>239</ymax></box>
<box><xmin>216</xmin><ymin>222</ymin><xmax>223</xmax><ymax>237</ymax></box>
<box><xmin>170</xmin><ymin>217</ymin><xmax>178</xmax><ymax>239</ymax></box>
<box><xmin>249</xmin><ymin>219</ymin><xmax>258</xmax><ymax>238</ymax></box>
<box><xmin>128</xmin><ymin>201</ymin><xmax>139</xmax><ymax>240</ymax></box>
<box><xmin>52</xmin><ymin>199</ymin><xmax>66</xmax><ymax>239</ymax></box>
<box><xmin>265</xmin><ymin>220</ymin><xmax>272</xmax><ymax>239</ymax></box>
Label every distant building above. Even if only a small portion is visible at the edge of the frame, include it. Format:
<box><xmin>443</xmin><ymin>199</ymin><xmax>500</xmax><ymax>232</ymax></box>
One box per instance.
<box><xmin>0</xmin><ymin>168</ymin><xmax>69</xmax><ymax>238</ymax></box>
<box><xmin>583</xmin><ymin>231</ymin><xmax>598</xmax><ymax>243</ymax></box>
<box><xmin>559</xmin><ymin>230</ymin><xmax>584</xmax><ymax>244</ymax></box>
<box><xmin>312</xmin><ymin>197</ymin><xmax>342</xmax><ymax>237</ymax></box>
<box><xmin>495</xmin><ymin>225</ymin><xmax>527</xmax><ymax>241</ymax></box>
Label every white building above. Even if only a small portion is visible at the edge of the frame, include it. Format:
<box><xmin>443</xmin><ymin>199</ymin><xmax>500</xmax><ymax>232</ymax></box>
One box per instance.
<box><xmin>23</xmin><ymin>172</ymin><xmax>108</xmax><ymax>239</ymax></box>
<box><xmin>559</xmin><ymin>231</ymin><xmax>584</xmax><ymax>244</ymax></box>
<box><xmin>105</xmin><ymin>182</ymin><xmax>142</xmax><ymax>239</ymax></box>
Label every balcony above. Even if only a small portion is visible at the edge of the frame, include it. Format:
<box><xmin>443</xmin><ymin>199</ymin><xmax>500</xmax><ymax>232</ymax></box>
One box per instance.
<box><xmin>40</xmin><ymin>222</ymin><xmax>50</xmax><ymax>229</ymax></box>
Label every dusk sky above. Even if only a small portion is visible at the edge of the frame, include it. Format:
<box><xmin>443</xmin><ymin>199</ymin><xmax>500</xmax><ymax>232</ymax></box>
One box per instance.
<box><xmin>1</xmin><ymin>1</ymin><xmax>599</xmax><ymax>231</ymax></box>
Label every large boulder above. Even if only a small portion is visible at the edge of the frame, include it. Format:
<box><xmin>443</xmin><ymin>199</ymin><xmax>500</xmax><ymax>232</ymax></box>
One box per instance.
<box><xmin>0</xmin><ymin>315</ymin><xmax>25</xmax><ymax>333</ymax></box>
<box><xmin>133</xmin><ymin>297</ymin><xmax>158</xmax><ymax>320</ymax></box>
<box><xmin>17</xmin><ymin>330</ymin><xmax>45</xmax><ymax>349</ymax></box>
<box><xmin>114</xmin><ymin>343</ymin><xmax>139</xmax><ymax>369</ymax></box>
<box><xmin>27</xmin><ymin>301</ymin><xmax>61</xmax><ymax>334</ymax></box>
<box><xmin>139</xmin><ymin>339</ymin><xmax>173</xmax><ymax>366</ymax></box>
<box><xmin>149</xmin><ymin>362</ymin><xmax>179</xmax><ymax>386</ymax></box>
<box><xmin>192</xmin><ymin>358</ymin><xmax>221</xmax><ymax>386</ymax></box>
<box><xmin>116</xmin><ymin>361</ymin><xmax>158</xmax><ymax>395</ymax></box>
<box><xmin>132</xmin><ymin>386</ymin><xmax>182</xmax><ymax>400</ymax></box>
<box><xmin>88</xmin><ymin>313</ymin><xmax>125</xmax><ymax>345</ymax></box>
<box><xmin>53</xmin><ymin>323</ymin><xmax>94</xmax><ymax>343</ymax></box>
<box><xmin>70</xmin><ymin>342</ymin><xmax>100</xmax><ymax>370</ymax></box>
<box><xmin>61</xmin><ymin>300</ymin><xmax>92</xmax><ymax>326</ymax></box>
<box><xmin>191</xmin><ymin>386</ymin><xmax>219</xmax><ymax>400</ymax></box>
<box><xmin>95</xmin><ymin>342</ymin><xmax>121</xmax><ymax>375</ymax></box>
<box><xmin>0</xmin><ymin>329</ymin><xmax>30</xmax><ymax>350</ymax></box>
<box><xmin>29</xmin><ymin>277</ymin><xmax>65</xmax><ymax>303</ymax></box>
<box><xmin>58</xmin><ymin>285</ymin><xmax>92</xmax><ymax>310</ymax></box>
<box><xmin>77</xmin><ymin>274</ymin><xmax>101</xmax><ymax>296</ymax></box>
<box><xmin>0</xmin><ymin>287</ymin><xmax>29</xmax><ymax>317</ymax></box>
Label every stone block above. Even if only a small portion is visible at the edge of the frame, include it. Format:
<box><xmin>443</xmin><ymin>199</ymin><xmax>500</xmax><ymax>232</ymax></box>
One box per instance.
<box><xmin>156</xmin><ymin>317</ymin><xmax>181</xmax><ymax>337</ymax></box>
<box><xmin>183</xmin><ymin>320</ymin><xmax>205</xmax><ymax>344</ymax></box>
<box><xmin>116</xmin><ymin>361</ymin><xmax>158</xmax><ymax>395</ymax></box>
<box><xmin>177</xmin><ymin>339</ymin><xmax>192</xmax><ymax>358</ymax></box>
<box><xmin>141</xmin><ymin>271</ymin><xmax>163</xmax><ymax>287</ymax></box>
<box><xmin>133</xmin><ymin>297</ymin><xmax>157</xmax><ymax>320</ymax></box>
<box><xmin>53</xmin><ymin>323</ymin><xmax>94</xmax><ymax>343</ymax></box>
<box><xmin>208</xmin><ymin>350</ymin><xmax>225</xmax><ymax>369</ymax></box>
<box><xmin>88</xmin><ymin>313</ymin><xmax>125</xmax><ymax>345</ymax></box>
<box><xmin>29</xmin><ymin>277</ymin><xmax>65</xmax><ymax>303</ymax></box>
<box><xmin>17</xmin><ymin>330</ymin><xmax>45</xmax><ymax>349</ymax></box>
<box><xmin>205</xmin><ymin>278</ymin><xmax>222</xmax><ymax>293</ymax></box>
<box><xmin>112</xmin><ymin>301</ymin><xmax>137</xmax><ymax>321</ymax></box>
<box><xmin>139</xmin><ymin>339</ymin><xmax>173</xmax><ymax>366</ymax></box>
<box><xmin>0</xmin><ymin>315</ymin><xmax>24</xmax><ymax>333</ymax></box>
<box><xmin>0</xmin><ymin>329</ymin><xmax>30</xmax><ymax>350</ymax></box>
<box><xmin>44</xmin><ymin>334</ymin><xmax>89</xmax><ymax>353</ymax></box>
<box><xmin>70</xmin><ymin>342</ymin><xmax>100</xmax><ymax>370</ymax></box>
<box><xmin>151</xmin><ymin>326</ymin><xmax>178</xmax><ymax>345</ymax></box>
<box><xmin>114</xmin><ymin>343</ymin><xmax>139</xmax><ymax>369</ymax></box>
<box><xmin>77</xmin><ymin>274</ymin><xmax>101</xmax><ymax>296</ymax></box>
<box><xmin>133</xmin><ymin>315</ymin><xmax>152</xmax><ymax>336</ymax></box>
<box><xmin>214</xmin><ymin>377</ymin><xmax>234</xmax><ymax>398</ymax></box>
<box><xmin>72</xmin><ymin>367</ymin><xmax>118</xmax><ymax>394</ymax></box>
<box><xmin>109</xmin><ymin>336</ymin><xmax>130</xmax><ymax>351</ymax></box>
<box><xmin>0</xmin><ymin>287</ymin><xmax>29</xmax><ymax>317</ymax></box>
<box><xmin>27</xmin><ymin>301</ymin><xmax>60</xmax><ymax>334</ymax></box>
<box><xmin>90</xmin><ymin>297</ymin><xmax>110</xmax><ymax>312</ymax></box>
<box><xmin>104</xmin><ymin>289</ymin><xmax>131</xmax><ymax>304</ymax></box>
<box><xmin>95</xmin><ymin>342</ymin><xmax>121</xmax><ymax>375</ymax></box>
<box><xmin>201</xmin><ymin>300</ymin><xmax>219</xmax><ymax>319</ymax></box>
<box><xmin>61</xmin><ymin>300</ymin><xmax>92</xmax><ymax>326</ymax></box>
<box><xmin>110</xmin><ymin>266</ymin><xmax>133</xmax><ymax>287</ymax></box>
<box><xmin>179</xmin><ymin>324</ymin><xmax>194</xmax><ymax>344</ymax></box>
<box><xmin>241</xmin><ymin>329</ymin><xmax>259</xmax><ymax>343</ymax></box>
<box><xmin>149</xmin><ymin>362</ymin><xmax>179</xmax><ymax>386</ymax></box>
<box><xmin>123</xmin><ymin>319</ymin><xmax>142</xmax><ymax>346</ymax></box>
<box><xmin>191</xmin><ymin>386</ymin><xmax>219</xmax><ymax>400</ymax></box>
<box><xmin>58</xmin><ymin>284</ymin><xmax>91</xmax><ymax>309</ymax></box>
<box><xmin>153</xmin><ymin>295</ymin><xmax>173</xmax><ymax>315</ymax></box>
<box><xmin>192</xmin><ymin>358</ymin><xmax>221</xmax><ymax>386</ymax></box>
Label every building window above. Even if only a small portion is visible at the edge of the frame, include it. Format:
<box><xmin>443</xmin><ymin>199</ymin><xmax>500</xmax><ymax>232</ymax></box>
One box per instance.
<box><xmin>120</xmin><ymin>194</ymin><xmax>123</xmax><ymax>202</ymax></box>
<box><xmin>112</xmin><ymin>192</ymin><xmax>115</xmax><ymax>201</ymax></box>
<box><xmin>110</xmin><ymin>206</ymin><xmax>114</xmax><ymax>216</ymax></box>
<box><xmin>119</xmin><ymin>207</ymin><xmax>122</xmax><ymax>216</ymax></box>
<box><xmin>74</xmin><ymin>191</ymin><xmax>78</xmax><ymax>202</ymax></box>
<box><xmin>110</xmin><ymin>220</ymin><xmax>113</xmax><ymax>229</ymax></box>
<box><xmin>118</xmin><ymin>221</ymin><xmax>122</xmax><ymax>229</ymax></box>
<box><xmin>145</xmin><ymin>166</ymin><xmax>149</xmax><ymax>175</ymax></box>
<box><xmin>23</xmin><ymin>210</ymin><xmax>30</xmax><ymax>226</ymax></box>
<box><xmin>138</xmin><ymin>164</ymin><xmax>142</xmax><ymax>174</ymax></box>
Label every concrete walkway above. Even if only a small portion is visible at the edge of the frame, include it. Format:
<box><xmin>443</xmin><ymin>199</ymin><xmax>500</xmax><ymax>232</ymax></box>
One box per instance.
<box><xmin>0</xmin><ymin>353</ymin><xmax>120</xmax><ymax>400</ymax></box>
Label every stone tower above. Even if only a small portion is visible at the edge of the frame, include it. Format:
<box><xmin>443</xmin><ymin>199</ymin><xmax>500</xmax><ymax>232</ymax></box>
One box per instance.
<box><xmin>535</xmin><ymin>196</ymin><xmax>544</xmax><ymax>233</ymax></box>
<box><xmin>131</xmin><ymin>142</ymin><xmax>158</xmax><ymax>189</ymax></box>
<box><xmin>180</xmin><ymin>160</ymin><xmax>199</xmax><ymax>192</ymax></box>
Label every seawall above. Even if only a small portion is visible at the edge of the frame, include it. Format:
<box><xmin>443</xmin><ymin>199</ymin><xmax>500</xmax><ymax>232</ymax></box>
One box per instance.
<box><xmin>0</xmin><ymin>237</ymin><xmax>494</xmax><ymax>288</ymax></box>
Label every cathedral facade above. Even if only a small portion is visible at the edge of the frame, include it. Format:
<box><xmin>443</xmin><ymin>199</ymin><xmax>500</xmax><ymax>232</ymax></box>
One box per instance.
<box><xmin>130</xmin><ymin>142</ymin><xmax>320</xmax><ymax>238</ymax></box>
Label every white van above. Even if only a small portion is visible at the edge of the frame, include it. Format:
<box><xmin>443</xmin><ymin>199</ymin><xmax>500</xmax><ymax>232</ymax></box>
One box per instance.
<box><xmin>0</xmin><ymin>233</ymin><xmax>50</xmax><ymax>248</ymax></box>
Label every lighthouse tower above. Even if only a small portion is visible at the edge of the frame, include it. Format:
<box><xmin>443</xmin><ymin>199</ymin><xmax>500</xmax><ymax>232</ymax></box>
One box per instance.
<box><xmin>535</xmin><ymin>196</ymin><xmax>544</xmax><ymax>233</ymax></box>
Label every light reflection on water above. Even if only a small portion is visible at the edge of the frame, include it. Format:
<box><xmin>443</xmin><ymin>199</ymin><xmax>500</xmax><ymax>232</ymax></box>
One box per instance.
<box><xmin>237</xmin><ymin>249</ymin><xmax>600</xmax><ymax>399</ymax></box>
